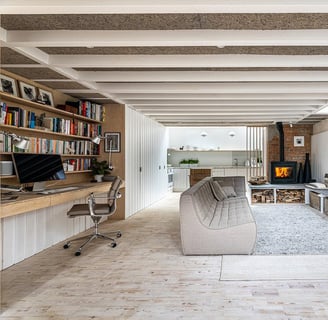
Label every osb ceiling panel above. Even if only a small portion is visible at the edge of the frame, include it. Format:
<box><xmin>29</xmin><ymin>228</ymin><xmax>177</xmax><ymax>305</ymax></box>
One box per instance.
<box><xmin>39</xmin><ymin>46</ymin><xmax>328</xmax><ymax>55</ymax></box>
<box><xmin>35</xmin><ymin>81</ymin><xmax>89</xmax><ymax>90</ymax></box>
<box><xmin>1</xmin><ymin>47</ymin><xmax>39</xmax><ymax>64</ymax></box>
<box><xmin>65</xmin><ymin>92</ymin><xmax>108</xmax><ymax>99</ymax></box>
<box><xmin>1</xmin><ymin>67</ymin><xmax>69</xmax><ymax>80</ymax></box>
<box><xmin>90</xmin><ymin>99</ymin><xmax>120</xmax><ymax>104</ymax></box>
<box><xmin>2</xmin><ymin>14</ymin><xmax>328</xmax><ymax>30</ymax></box>
<box><xmin>1</xmin><ymin>8</ymin><xmax>328</xmax><ymax>126</ymax></box>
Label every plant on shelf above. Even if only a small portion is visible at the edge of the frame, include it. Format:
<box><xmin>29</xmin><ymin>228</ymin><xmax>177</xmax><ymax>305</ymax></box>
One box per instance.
<box><xmin>91</xmin><ymin>159</ymin><xmax>112</xmax><ymax>182</ymax></box>
<box><xmin>179</xmin><ymin>159</ymin><xmax>189</xmax><ymax>168</ymax></box>
<box><xmin>179</xmin><ymin>158</ymin><xmax>199</xmax><ymax>167</ymax></box>
<box><xmin>189</xmin><ymin>158</ymin><xmax>199</xmax><ymax>167</ymax></box>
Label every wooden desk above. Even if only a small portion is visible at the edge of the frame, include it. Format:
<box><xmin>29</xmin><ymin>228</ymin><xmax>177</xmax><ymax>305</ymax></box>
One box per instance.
<box><xmin>1</xmin><ymin>181</ymin><xmax>125</xmax><ymax>270</ymax></box>
<box><xmin>0</xmin><ymin>182</ymin><xmax>113</xmax><ymax>219</ymax></box>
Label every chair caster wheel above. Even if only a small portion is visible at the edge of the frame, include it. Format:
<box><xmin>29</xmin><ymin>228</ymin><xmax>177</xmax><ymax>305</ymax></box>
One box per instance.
<box><xmin>63</xmin><ymin>243</ymin><xmax>70</xmax><ymax>249</ymax></box>
<box><xmin>111</xmin><ymin>242</ymin><xmax>117</xmax><ymax>248</ymax></box>
<box><xmin>116</xmin><ymin>232</ymin><xmax>122</xmax><ymax>238</ymax></box>
<box><xmin>75</xmin><ymin>251</ymin><xmax>81</xmax><ymax>256</ymax></box>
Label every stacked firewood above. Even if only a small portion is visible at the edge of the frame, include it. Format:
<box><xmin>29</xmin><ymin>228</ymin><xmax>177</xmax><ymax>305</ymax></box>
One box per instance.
<box><xmin>276</xmin><ymin>189</ymin><xmax>305</xmax><ymax>203</ymax></box>
<box><xmin>251</xmin><ymin>190</ymin><xmax>274</xmax><ymax>203</ymax></box>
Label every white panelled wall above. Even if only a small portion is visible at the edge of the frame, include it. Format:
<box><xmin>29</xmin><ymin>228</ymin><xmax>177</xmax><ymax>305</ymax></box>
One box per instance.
<box><xmin>1</xmin><ymin>197</ymin><xmax>96</xmax><ymax>270</ymax></box>
<box><xmin>311</xmin><ymin>132</ymin><xmax>328</xmax><ymax>183</ymax></box>
<box><xmin>125</xmin><ymin>106</ymin><xmax>169</xmax><ymax>218</ymax></box>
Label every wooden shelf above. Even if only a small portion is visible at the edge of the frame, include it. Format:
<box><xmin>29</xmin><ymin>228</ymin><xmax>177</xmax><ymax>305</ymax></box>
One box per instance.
<box><xmin>0</xmin><ymin>88</ymin><xmax>104</xmax><ymax>186</ymax></box>
<box><xmin>0</xmin><ymin>91</ymin><xmax>102</xmax><ymax>124</ymax></box>
<box><xmin>0</xmin><ymin>152</ymin><xmax>98</xmax><ymax>157</ymax></box>
<box><xmin>61</xmin><ymin>154</ymin><xmax>99</xmax><ymax>158</ymax></box>
<box><xmin>65</xmin><ymin>170</ymin><xmax>92</xmax><ymax>174</ymax></box>
<box><xmin>0</xmin><ymin>175</ymin><xmax>16</xmax><ymax>179</ymax></box>
<box><xmin>0</xmin><ymin>123</ymin><xmax>95</xmax><ymax>141</ymax></box>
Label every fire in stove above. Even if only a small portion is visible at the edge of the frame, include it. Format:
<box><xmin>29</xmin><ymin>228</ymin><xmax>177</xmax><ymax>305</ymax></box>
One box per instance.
<box><xmin>271</xmin><ymin>161</ymin><xmax>297</xmax><ymax>184</ymax></box>
<box><xmin>274</xmin><ymin>167</ymin><xmax>293</xmax><ymax>179</ymax></box>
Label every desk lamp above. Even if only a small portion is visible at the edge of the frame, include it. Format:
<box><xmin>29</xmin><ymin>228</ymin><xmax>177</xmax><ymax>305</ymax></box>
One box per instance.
<box><xmin>91</xmin><ymin>135</ymin><xmax>114</xmax><ymax>172</ymax></box>
<box><xmin>1</xmin><ymin>132</ymin><xmax>30</xmax><ymax>150</ymax></box>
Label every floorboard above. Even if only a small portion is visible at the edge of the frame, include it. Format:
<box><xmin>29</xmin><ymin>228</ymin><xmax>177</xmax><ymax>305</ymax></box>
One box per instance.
<box><xmin>1</xmin><ymin>192</ymin><xmax>328</xmax><ymax>319</ymax></box>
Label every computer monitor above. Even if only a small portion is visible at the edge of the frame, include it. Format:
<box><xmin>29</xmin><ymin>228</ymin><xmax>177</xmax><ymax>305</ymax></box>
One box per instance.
<box><xmin>12</xmin><ymin>153</ymin><xmax>66</xmax><ymax>191</ymax></box>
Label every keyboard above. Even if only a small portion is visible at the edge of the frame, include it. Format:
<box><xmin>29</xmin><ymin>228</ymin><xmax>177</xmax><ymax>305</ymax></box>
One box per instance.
<box><xmin>38</xmin><ymin>186</ymin><xmax>79</xmax><ymax>194</ymax></box>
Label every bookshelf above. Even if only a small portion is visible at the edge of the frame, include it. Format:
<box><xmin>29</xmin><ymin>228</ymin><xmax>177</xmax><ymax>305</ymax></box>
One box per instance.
<box><xmin>0</xmin><ymin>90</ymin><xmax>104</xmax><ymax>183</ymax></box>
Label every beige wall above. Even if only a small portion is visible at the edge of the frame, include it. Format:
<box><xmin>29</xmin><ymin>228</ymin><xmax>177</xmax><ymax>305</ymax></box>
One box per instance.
<box><xmin>102</xmin><ymin>104</ymin><xmax>126</xmax><ymax>220</ymax></box>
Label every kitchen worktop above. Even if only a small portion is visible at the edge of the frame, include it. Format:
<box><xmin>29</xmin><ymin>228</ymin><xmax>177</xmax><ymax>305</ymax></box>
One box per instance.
<box><xmin>169</xmin><ymin>166</ymin><xmax>248</xmax><ymax>169</ymax></box>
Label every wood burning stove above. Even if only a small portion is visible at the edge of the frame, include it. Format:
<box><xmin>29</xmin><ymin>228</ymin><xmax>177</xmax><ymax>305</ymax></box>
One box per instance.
<box><xmin>270</xmin><ymin>161</ymin><xmax>297</xmax><ymax>184</ymax></box>
<box><xmin>270</xmin><ymin>122</ymin><xmax>297</xmax><ymax>184</ymax></box>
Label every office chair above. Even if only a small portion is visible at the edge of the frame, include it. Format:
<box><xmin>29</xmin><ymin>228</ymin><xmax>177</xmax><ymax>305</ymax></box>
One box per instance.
<box><xmin>63</xmin><ymin>176</ymin><xmax>123</xmax><ymax>256</ymax></box>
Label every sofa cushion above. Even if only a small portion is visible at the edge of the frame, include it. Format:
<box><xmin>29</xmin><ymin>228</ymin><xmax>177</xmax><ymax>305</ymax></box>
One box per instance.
<box><xmin>222</xmin><ymin>186</ymin><xmax>237</xmax><ymax>198</ymax></box>
<box><xmin>209</xmin><ymin>197</ymin><xmax>254</xmax><ymax>229</ymax></box>
<box><xmin>209</xmin><ymin>180</ymin><xmax>227</xmax><ymax>201</ymax></box>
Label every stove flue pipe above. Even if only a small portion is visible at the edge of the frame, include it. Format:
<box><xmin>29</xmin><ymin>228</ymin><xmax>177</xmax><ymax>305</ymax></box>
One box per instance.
<box><xmin>276</xmin><ymin>122</ymin><xmax>285</xmax><ymax>162</ymax></box>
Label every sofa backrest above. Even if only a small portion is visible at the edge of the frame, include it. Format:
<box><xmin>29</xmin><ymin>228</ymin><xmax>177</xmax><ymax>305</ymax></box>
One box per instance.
<box><xmin>212</xmin><ymin>176</ymin><xmax>246</xmax><ymax>197</ymax></box>
<box><xmin>180</xmin><ymin>178</ymin><xmax>217</xmax><ymax>225</ymax></box>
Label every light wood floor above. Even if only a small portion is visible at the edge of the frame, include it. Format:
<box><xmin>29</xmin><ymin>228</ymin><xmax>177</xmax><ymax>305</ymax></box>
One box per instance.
<box><xmin>1</xmin><ymin>193</ymin><xmax>328</xmax><ymax>319</ymax></box>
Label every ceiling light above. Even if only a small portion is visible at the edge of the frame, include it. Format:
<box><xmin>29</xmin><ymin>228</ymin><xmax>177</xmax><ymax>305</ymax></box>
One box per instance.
<box><xmin>228</xmin><ymin>131</ymin><xmax>236</xmax><ymax>137</ymax></box>
<box><xmin>200</xmin><ymin>131</ymin><xmax>208</xmax><ymax>137</ymax></box>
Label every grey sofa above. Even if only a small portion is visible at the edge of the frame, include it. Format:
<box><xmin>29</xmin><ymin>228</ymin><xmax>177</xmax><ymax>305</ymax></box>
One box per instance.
<box><xmin>179</xmin><ymin>176</ymin><xmax>257</xmax><ymax>255</ymax></box>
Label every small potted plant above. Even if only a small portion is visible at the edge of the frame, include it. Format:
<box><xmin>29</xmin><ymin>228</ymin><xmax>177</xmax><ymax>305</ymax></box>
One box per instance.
<box><xmin>189</xmin><ymin>158</ymin><xmax>199</xmax><ymax>167</ymax></box>
<box><xmin>179</xmin><ymin>159</ymin><xmax>189</xmax><ymax>168</ymax></box>
<box><xmin>91</xmin><ymin>159</ymin><xmax>111</xmax><ymax>182</ymax></box>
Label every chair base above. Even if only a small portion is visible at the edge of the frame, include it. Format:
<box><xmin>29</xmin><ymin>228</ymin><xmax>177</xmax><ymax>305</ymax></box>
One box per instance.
<box><xmin>64</xmin><ymin>230</ymin><xmax>121</xmax><ymax>256</ymax></box>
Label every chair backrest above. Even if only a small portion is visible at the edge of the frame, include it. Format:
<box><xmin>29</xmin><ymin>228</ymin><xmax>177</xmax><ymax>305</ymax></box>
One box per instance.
<box><xmin>108</xmin><ymin>176</ymin><xmax>123</xmax><ymax>212</ymax></box>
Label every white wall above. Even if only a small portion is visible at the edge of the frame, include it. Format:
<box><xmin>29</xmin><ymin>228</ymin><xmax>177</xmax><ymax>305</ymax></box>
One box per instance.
<box><xmin>168</xmin><ymin>127</ymin><xmax>247</xmax><ymax>150</ymax></box>
<box><xmin>125</xmin><ymin>106</ymin><xmax>168</xmax><ymax>218</ymax></box>
<box><xmin>1</xmin><ymin>197</ymin><xmax>94</xmax><ymax>270</ymax></box>
<box><xmin>311</xmin><ymin>130</ymin><xmax>328</xmax><ymax>182</ymax></box>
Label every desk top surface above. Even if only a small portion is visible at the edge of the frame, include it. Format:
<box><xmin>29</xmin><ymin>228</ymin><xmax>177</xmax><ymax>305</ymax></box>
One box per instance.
<box><xmin>0</xmin><ymin>181</ymin><xmax>124</xmax><ymax>219</ymax></box>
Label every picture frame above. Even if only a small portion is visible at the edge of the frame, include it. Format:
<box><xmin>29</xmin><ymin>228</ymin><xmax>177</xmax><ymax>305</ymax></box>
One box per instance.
<box><xmin>38</xmin><ymin>88</ymin><xmax>54</xmax><ymax>106</ymax></box>
<box><xmin>0</xmin><ymin>74</ymin><xmax>18</xmax><ymax>96</ymax></box>
<box><xmin>19</xmin><ymin>81</ymin><xmax>37</xmax><ymax>101</ymax></box>
<box><xmin>294</xmin><ymin>136</ymin><xmax>304</xmax><ymax>147</ymax></box>
<box><xmin>104</xmin><ymin>132</ymin><xmax>121</xmax><ymax>153</ymax></box>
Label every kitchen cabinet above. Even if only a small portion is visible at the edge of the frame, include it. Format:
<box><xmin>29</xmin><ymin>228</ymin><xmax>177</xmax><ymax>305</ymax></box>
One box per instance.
<box><xmin>211</xmin><ymin>168</ymin><xmax>225</xmax><ymax>177</ymax></box>
<box><xmin>190</xmin><ymin>168</ymin><xmax>211</xmax><ymax>186</ymax></box>
<box><xmin>173</xmin><ymin>168</ymin><xmax>190</xmax><ymax>192</ymax></box>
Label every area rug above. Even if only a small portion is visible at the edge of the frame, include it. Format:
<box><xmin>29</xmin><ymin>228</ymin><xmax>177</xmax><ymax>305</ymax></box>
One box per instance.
<box><xmin>220</xmin><ymin>255</ymin><xmax>328</xmax><ymax>280</ymax></box>
<box><xmin>252</xmin><ymin>204</ymin><xmax>328</xmax><ymax>255</ymax></box>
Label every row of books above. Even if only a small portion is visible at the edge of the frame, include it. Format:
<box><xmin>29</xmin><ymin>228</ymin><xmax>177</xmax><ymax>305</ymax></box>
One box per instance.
<box><xmin>0</xmin><ymin>133</ymin><xmax>100</xmax><ymax>155</ymax></box>
<box><xmin>0</xmin><ymin>102</ymin><xmax>36</xmax><ymax>128</ymax></box>
<box><xmin>0</xmin><ymin>101</ymin><xmax>102</xmax><ymax>138</ymax></box>
<box><xmin>42</xmin><ymin>116</ymin><xmax>102</xmax><ymax>137</ymax></box>
<box><xmin>64</xmin><ymin>158</ymin><xmax>92</xmax><ymax>172</ymax></box>
<box><xmin>79</xmin><ymin>101</ymin><xmax>105</xmax><ymax>121</ymax></box>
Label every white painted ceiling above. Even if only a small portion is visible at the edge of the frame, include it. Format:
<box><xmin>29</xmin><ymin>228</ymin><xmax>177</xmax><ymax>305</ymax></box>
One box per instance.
<box><xmin>1</xmin><ymin>0</ymin><xmax>328</xmax><ymax>126</ymax></box>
